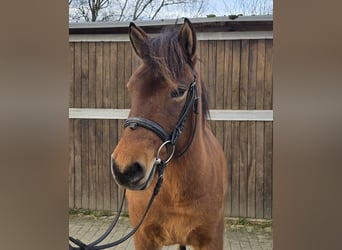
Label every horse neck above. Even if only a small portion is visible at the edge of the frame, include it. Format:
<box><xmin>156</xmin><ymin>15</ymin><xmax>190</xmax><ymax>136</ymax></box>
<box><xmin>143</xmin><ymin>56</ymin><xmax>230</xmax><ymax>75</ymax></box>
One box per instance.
<box><xmin>163</xmin><ymin>111</ymin><xmax>211</xmax><ymax>199</ymax></box>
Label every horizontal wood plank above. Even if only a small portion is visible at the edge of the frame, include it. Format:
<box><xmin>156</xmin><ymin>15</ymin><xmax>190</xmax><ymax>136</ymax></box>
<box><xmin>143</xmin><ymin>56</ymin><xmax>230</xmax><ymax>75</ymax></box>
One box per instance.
<box><xmin>69</xmin><ymin>108</ymin><xmax>273</xmax><ymax>121</ymax></box>
<box><xmin>69</xmin><ymin>31</ymin><xmax>273</xmax><ymax>42</ymax></box>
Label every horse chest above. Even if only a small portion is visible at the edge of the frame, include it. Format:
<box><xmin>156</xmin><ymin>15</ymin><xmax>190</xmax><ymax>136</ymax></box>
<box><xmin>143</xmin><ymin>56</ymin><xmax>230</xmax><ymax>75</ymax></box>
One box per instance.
<box><xmin>144</xmin><ymin>210</ymin><xmax>213</xmax><ymax>247</ymax></box>
<box><xmin>144</xmin><ymin>200</ymin><xmax>213</xmax><ymax>244</ymax></box>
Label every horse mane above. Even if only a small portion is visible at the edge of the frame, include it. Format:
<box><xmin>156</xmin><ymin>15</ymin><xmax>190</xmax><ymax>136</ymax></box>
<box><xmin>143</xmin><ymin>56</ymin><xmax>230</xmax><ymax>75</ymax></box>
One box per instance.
<box><xmin>143</xmin><ymin>25</ymin><xmax>210</xmax><ymax>121</ymax></box>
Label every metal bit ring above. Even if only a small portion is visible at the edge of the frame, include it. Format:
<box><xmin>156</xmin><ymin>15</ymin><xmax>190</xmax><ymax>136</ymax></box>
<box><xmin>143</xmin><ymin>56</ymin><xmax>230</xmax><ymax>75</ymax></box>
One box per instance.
<box><xmin>156</xmin><ymin>140</ymin><xmax>175</xmax><ymax>164</ymax></box>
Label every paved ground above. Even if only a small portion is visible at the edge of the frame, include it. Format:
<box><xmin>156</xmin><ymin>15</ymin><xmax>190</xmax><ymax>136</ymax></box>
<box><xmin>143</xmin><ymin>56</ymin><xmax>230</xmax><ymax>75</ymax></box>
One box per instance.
<box><xmin>69</xmin><ymin>214</ymin><xmax>272</xmax><ymax>250</ymax></box>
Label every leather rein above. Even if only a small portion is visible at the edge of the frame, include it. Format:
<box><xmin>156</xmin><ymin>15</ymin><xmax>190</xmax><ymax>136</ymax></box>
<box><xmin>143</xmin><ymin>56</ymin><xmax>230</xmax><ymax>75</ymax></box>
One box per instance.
<box><xmin>69</xmin><ymin>74</ymin><xmax>199</xmax><ymax>250</ymax></box>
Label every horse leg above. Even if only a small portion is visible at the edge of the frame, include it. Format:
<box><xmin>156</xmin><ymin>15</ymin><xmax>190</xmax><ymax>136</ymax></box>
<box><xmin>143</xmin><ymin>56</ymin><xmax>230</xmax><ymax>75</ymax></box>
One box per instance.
<box><xmin>132</xmin><ymin>233</ymin><xmax>161</xmax><ymax>250</ymax></box>
<box><xmin>131</xmin><ymin>223</ymin><xmax>169</xmax><ymax>250</ymax></box>
<box><xmin>190</xmin><ymin>219</ymin><xmax>225</xmax><ymax>250</ymax></box>
<box><xmin>192</xmin><ymin>234</ymin><xmax>224</xmax><ymax>250</ymax></box>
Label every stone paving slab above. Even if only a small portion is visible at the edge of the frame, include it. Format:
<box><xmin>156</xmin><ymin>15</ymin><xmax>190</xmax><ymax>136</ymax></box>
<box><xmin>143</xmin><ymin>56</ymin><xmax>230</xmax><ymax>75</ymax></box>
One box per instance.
<box><xmin>69</xmin><ymin>215</ymin><xmax>272</xmax><ymax>250</ymax></box>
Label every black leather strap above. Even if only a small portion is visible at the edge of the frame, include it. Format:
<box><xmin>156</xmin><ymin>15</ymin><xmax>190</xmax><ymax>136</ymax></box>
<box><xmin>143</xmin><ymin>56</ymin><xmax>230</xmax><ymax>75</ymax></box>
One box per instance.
<box><xmin>124</xmin><ymin>117</ymin><xmax>169</xmax><ymax>142</ymax></box>
<box><xmin>69</xmin><ymin>161</ymin><xmax>167</xmax><ymax>250</ymax></box>
<box><xmin>170</xmin><ymin>80</ymin><xmax>198</xmax><ymax>145</ymax></box>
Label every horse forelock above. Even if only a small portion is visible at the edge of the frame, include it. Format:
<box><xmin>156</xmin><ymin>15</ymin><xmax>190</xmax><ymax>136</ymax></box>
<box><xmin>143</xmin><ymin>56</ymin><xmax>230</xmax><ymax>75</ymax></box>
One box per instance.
<box><xmin>147</xmin><ymin>31</ymin><xmax>188</xmax><ymax>81</ymax></box>
<box><xmin>139</xmin><ymin>27</ymin><xmax>209</xmax><ymax>122</ymax></box>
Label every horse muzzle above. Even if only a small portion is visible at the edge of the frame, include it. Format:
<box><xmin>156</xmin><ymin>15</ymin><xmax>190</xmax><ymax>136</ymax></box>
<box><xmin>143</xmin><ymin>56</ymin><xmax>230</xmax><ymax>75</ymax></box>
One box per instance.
<box><xmin>111</xmin><ymin>158</ymin><xmax>158</xmax><ymax>190</ymax></box>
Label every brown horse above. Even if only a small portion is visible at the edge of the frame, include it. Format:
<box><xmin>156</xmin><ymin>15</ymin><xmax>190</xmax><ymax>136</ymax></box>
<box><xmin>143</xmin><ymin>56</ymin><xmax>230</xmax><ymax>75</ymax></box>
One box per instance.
<box><xmin>111</xmin><ymin>18</ymin><xmax>228</xmax><ymax>250</ymax></box>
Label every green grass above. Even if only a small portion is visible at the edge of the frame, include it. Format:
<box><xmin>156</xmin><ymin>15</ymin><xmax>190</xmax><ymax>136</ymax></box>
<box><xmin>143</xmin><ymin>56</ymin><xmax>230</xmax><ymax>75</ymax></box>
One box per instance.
<box><xmin>225</xmin><ymin>217</ymin><xmax>272</xmax><ymax>232</ymax></box>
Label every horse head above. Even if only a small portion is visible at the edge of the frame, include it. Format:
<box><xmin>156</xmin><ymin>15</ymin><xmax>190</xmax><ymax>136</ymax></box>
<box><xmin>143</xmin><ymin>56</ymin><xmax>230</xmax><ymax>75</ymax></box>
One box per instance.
<box><xmin>111</xmin><ymin>19</ymin><xmax>201</xmax><ymax>190</ymax></box>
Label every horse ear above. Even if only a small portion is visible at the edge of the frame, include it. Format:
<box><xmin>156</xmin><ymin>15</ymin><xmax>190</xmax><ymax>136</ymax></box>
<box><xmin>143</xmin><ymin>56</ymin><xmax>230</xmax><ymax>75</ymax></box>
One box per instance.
<box><xmin>129</xmin><ymin>22</ymin><xmax>149</xmax><ymax>59</ymax></box>
<box><xmin>178</xmin><ymin>18</ymin><xmax>197</xmax><ymax>60</ymax></box>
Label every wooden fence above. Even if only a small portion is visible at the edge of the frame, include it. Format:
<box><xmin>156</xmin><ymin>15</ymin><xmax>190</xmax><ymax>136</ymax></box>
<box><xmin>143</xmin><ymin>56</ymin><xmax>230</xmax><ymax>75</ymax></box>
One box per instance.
<box><xmin>69</xmin><ymin>17</ymin><xmax>273</xmax><ymax>219</ymax></box>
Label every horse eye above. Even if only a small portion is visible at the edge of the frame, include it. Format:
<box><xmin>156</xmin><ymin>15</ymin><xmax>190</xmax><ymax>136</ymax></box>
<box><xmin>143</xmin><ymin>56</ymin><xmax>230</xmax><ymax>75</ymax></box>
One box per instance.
<box><xmin>171</xmin><ymin>88</ymin><xmax>186</xmax><ymax>98</ymax></box>
<box><xmin>178</xmin><ymin>88</ymin><xmax>186</xmax><ymax>96</ymax></box>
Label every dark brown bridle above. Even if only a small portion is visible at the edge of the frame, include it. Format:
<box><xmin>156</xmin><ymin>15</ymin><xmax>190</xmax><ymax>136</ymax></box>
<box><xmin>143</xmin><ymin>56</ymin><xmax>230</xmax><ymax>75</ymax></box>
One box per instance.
<box><xmin>125</xmin><ymin>74</ymin><xmax>199</xmax><ymax>159</ymax></box>
<box><xmin>69</xmin><ymin>74</ymin><xmax>199</xmax><ymax>250</ymax></box>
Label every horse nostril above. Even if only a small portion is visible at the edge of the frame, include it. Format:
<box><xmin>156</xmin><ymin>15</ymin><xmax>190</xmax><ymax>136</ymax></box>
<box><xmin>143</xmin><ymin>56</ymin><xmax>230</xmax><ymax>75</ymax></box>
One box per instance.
<box><xmin>124</xmin><ymin>162</ymin><xmax>145</xmax><ymax>183</ymax></box>
<box><xmin>111</xmin><ymin>160</ymin><xmax>145</xmax><ymax>186</ymax></box>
